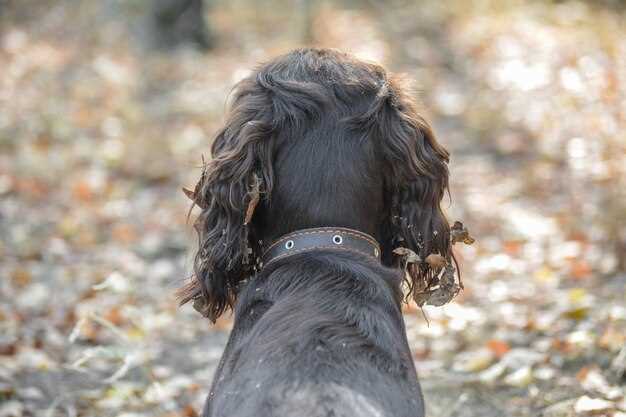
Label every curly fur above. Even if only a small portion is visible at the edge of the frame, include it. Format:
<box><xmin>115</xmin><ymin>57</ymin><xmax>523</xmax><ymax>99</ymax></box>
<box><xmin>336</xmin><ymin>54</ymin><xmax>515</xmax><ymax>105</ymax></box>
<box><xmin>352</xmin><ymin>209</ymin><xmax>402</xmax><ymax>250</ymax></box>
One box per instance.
<box><xmin>178</xmin><ymin>48</ymin><xmax>455</xmax><ymax>417</ymax></box>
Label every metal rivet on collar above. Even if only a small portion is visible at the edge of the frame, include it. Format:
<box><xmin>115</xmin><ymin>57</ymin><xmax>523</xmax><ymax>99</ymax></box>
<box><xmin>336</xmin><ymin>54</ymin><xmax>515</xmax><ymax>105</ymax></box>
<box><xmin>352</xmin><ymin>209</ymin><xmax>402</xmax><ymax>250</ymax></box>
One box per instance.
<box><xmin>332</xmin><ymin>235</ymin><xmax>343</xmax><ymax>245</ymax></box>
<box><xmin>374</xmin><ymin>247</ymin><xmax>379</xmax><ymax>257</ymax></box>
<box><xmin>285</xmin><ymin>240</ymin><xmax>294</xmax><ymax>249</ymax></box>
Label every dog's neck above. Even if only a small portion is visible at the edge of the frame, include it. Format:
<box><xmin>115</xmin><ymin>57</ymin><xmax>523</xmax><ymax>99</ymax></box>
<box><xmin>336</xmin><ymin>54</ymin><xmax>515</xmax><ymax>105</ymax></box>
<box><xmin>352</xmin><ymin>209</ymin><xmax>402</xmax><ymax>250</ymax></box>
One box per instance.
<box><xmin>260</xmin><ymin>227</ymin><xmax>381</xmax><ymax>268</ymax></box>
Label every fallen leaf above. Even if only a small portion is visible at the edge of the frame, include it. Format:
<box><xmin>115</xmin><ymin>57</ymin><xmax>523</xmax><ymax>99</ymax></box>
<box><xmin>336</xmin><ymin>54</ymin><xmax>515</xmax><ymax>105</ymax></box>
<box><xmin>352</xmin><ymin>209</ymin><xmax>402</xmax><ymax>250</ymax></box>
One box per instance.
<box><xmin>576</xmin><ymin>366</ymin><xmax>590</xmax><ymax>382</ymax></box>
<box><xmin>453</xmin><ymin>348</ymin><xmax>495</xmax><ymax>372</ymax></box>
<box><xmin>570</xmin><ymin>260</ymin><xmax>592</xmax><ymax>280</ymax></box>
<box><xmin>104</xmin><ymin>306</ymin><xmax>125</xmax><ymax>326</ymax></box>
<box><xmin>111</xmin><ymin>223</ymin><xmax>137</xmax><ymax>243</ymax></box>
<box><xmin>568</xmin><ymin>288</ymin><xmax>588</xmax><ymax>304</ymax></box>
<box><xmin>533</xmin><ymin>266</ymin><xmax>557</xmax><ymax>284</ymax></box>
<box><xmin>487</xmin><ymin>339</ymin><xmax>511</xmax><ymax>358</ymax></box>
<box><xmin>502</xmin><ymin>240</ymin><xmax>523</xmax><ymax>255</ymax></box>
<box><xmin>573</xmin><ymin>396</ymin><xmax>614</xmax><ymax>414</ymax></box>
<box><xmin>182</xmin><ymin>405</ymin><xmax>198</xmax><ymax>417</ymax></box>
<box><xmin>478</xmin><ymin>362</ymin><xmax>507</xmax><ymax>385</ymax></box>
<box><xmin>73</xmin><ymin>180</ymin><xmax>93</xmax><ymax>202</ymax></box>
<box><xmin>563</xmin><ymin>306</ymin><xmax>589</xmax><ymax>321</ymax></box>
<box><xmin>504</xmin><ymin>366</ymin><xmax>533</xmax><ymax>387</ymax></box>
<box><xmin>541</xmin><ymin>399</ymin><xmax>576</xmax><ymax>417</ymax></box>
<box><xmin>10</xmin><ymin>268</ymin><xmax>31</xmax><ymax>288</ymax></box>
<box><xmin>598</xmin><ymin>325</ymin><xmax>626</xmax><ymax>351</ymax></box>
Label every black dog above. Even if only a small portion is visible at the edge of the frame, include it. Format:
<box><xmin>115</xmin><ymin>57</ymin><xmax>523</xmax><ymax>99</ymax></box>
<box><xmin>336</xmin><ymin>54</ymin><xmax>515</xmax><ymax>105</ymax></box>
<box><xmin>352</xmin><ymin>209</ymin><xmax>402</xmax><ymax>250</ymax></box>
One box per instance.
<box><xmin>180</xmin><ymin>48</ymin><xmax>455</xmax><ymax>417</ymax></box>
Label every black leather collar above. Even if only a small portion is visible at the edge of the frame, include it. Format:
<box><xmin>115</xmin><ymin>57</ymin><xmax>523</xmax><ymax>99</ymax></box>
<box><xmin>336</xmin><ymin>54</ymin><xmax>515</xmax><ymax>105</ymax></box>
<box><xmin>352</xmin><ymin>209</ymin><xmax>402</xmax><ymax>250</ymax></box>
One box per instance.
<box><xmin>261</xmin><ymin>227</ymin><xmax>381</xmax><ymax>267</ymax></box>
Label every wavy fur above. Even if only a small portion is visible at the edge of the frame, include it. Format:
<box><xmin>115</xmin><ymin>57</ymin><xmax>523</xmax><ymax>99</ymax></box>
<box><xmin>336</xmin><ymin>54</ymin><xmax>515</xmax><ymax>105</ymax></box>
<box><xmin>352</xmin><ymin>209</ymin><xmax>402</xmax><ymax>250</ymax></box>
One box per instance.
<box><xmin>180</xmin><ymin>48</ymin><xmax>455</xmax><ymax>321</ymax></box>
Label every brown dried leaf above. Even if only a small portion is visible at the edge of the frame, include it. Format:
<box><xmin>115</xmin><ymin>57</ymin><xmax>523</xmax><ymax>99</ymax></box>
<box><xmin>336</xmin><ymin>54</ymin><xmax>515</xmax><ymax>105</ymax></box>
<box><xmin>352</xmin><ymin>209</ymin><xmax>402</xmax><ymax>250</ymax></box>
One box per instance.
<box><xmin>451</xmin><ymin>221</ymin><xmax>475</xmax><ymax>245</ymax></box>
<box><xmin>425</xmin><ymin>253</ymin><xmax>446</xmax><ymax>269</ymax></box>
<box><xmin>10</xmin><ymin>268</ymin><xmax>31</xmax><ymax>288</ymax></box>
<box><xmin>411</xmin><ymin>272</ymin><xmax>429</xmax><ymax>293</ymax></box>
<box><xmin>426</xmin><ymin>286</ymin><xmax>458</xmax><ymax>306</ymax></box>
<box><xmin>420</xmin><ymin>264</ymin><xmax>461</xmax><ymax>307</ymax></box>
<box><xmin>413</xmin><ymin>291</ymin><xmax>431</xmax><ymax>307</ymax></box>
<box><xmin>182</xmin><ymin>187</ymin><xmax>208</xmax><ymax>210</ymax></box>
<box><xmin>413</xmin><ymin>264</ymin><xmax>461</xmax><ymax>307</ymax></box>
<box><xmin>244</xmin><ymin>174</ymin><xmax>261</xmax><ymax>225</ymax></box>
<box><xmin>182</xmin><ymin>187</ymin><xmax>196</xmax><ymax>201</ymax></box>
<box><xmin>73</xmin><ymin>180</ymin><xmax>93</xmax><ymax>202</ymax></box>
<box><xmin>439</xmin><ymin>264</ymin><xmax>456</xmax><ymax>287</ymax></box>
<box><xmin>193</xmin><ymin>296</ymin><xmax>209</xmax><ymax>317</ymax></box>
<box><xmin>393</xmin><ymin>247</ymin><xmax>422</xmax><ymax>264</ymax></box>
<box><xmin>182</xmin><ymin>404</ymin><xmax>199</xmax><ymax>417</ymax></box>
<box><xmin>111</xmin><ymin>223</ymin><xmax>137</xmax><ymax>243</ymax></box>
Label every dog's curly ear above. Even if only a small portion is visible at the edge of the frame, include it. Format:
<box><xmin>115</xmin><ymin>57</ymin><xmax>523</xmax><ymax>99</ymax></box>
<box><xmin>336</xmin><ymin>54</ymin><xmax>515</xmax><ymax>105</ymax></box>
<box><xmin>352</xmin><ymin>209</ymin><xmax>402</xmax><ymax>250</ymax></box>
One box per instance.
<box><xmin>178</xmin><ymin>60</ymin><xmax>329</xmax><ymax>321</ymax></box>
<box><xmin>362</xmin><ymin>76</ymin><xmax>454</xmax><ymax>301</ymax></box>
<box><xmin>178</xmin><ymin>78</ymin><xmax>276</xmax><ymax>322</ymax></box>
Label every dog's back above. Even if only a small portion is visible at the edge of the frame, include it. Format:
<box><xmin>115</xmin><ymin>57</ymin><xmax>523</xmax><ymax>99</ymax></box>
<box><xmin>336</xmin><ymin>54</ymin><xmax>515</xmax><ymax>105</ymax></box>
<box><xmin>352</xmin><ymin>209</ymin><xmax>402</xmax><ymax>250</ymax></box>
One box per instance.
<box><xmin>203</xmin><ymin>253</ymin><xmax>424</xmax><ymax>417</ymax></box>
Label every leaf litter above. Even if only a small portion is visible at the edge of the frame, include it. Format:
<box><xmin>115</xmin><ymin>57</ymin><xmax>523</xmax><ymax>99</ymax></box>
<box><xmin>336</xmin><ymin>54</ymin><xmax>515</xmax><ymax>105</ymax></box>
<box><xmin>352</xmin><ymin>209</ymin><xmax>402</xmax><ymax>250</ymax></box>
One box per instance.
<box><xmin>1</xmin><ymin>1</ymin><xmax>625</xmax><ymax>417</ymax></box>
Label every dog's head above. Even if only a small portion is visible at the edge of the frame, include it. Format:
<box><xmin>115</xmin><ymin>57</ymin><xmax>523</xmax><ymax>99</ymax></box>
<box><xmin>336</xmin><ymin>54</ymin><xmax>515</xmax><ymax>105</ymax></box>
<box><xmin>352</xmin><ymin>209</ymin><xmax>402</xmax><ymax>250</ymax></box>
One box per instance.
<box><xmin>179</xmin><ymin>48</ymin><xmax>454</xmax><ymax>321</ymax></box>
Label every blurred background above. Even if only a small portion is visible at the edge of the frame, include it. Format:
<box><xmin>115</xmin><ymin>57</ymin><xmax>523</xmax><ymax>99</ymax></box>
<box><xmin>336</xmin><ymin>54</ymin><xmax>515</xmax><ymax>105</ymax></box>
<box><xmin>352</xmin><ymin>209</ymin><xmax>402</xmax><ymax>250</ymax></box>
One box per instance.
<box><xmin>0</xmin><ymin>1</ymin><xmax>625</xmax><ymax>416</ymax></box>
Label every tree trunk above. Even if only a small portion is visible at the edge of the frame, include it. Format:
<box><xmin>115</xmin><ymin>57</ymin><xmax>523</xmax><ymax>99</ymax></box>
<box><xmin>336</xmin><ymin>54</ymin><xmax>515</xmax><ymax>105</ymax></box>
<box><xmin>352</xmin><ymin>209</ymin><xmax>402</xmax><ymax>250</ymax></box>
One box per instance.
<box><xmin>151</xmin><ymin>0</ymin><xmax>214</xmax><ymax>51</ymax></box>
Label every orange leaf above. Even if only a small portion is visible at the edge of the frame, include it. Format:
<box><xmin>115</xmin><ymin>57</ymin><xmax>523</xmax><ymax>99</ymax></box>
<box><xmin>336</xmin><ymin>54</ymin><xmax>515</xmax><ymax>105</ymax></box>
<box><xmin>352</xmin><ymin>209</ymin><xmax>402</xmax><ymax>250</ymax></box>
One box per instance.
<box><xmin>10</xmin><ymin>268</ymin><xmax>32</xmax><ymax>288</ymax></box>
<box><xmin>112</xmin><ymin>223</ymin><xmax>137</xmax><ymax>243</ymax></box>
<box><xmin>502</xmin><ymin>240</ymin><xmax>523</xmax><ymax>256</ymax></box>
<box><xmin>575</xmin><ymin>366</ymin><xmax>590</xmax><ymax>382</ymax></box>
<box><xmin>17</xmin><ymin>178</ymin><xmax>48</xmax><ymax>199</ymax></box>
<box><xmin>551</xmin><ymin>338</ymin><xmax>572</xmax><ymax>353</ymax></box>
<box><xmin>73</xmin><ymin>181</ymin><xmax>93</xmax><ymax>202</ymax></box>
<box><xmin>570</xmin><ymin>260</ymin><xmax>592</xmax><ymax>280</ymax></box>
<box><xmin>104</xmin><ymin>306</ymin><xmax>124</xmax><ymax>326</ymax></box>
<box><xmin>182</xmin><ymin>405</ymin><xmax>198</xmax><ymax>417</ymax></box>
<box><xmin>81</xmin><ymin>320</ymin><xmax>99</xmax><ymax>342</ymax></box>
<box><xmin>598</xmin><ymin>325</ymin><xmax>626</xmax><ymax>351</ymax></box>
<box><xmin>486</xmin><ymin>339</ymin><xmax>510</xmax><ymax>358</ymax></box>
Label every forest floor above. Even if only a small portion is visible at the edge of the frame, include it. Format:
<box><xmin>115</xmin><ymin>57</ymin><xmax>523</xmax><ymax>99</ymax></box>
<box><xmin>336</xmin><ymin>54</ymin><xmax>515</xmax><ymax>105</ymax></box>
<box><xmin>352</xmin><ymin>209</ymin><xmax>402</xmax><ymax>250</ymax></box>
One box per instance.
<box><xmin>1</xmin><ymin>1</ymin><xmax>625</xmax><ymax>417</ymax></box>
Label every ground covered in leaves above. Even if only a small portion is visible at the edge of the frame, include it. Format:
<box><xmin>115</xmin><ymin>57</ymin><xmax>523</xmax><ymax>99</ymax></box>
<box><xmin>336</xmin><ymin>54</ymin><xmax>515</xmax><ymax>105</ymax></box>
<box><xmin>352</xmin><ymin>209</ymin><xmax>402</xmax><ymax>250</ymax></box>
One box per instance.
<box><xmin>1</xmin><ymin>1</ymin><xmax>625</xmax><ymax>416</ymax></box>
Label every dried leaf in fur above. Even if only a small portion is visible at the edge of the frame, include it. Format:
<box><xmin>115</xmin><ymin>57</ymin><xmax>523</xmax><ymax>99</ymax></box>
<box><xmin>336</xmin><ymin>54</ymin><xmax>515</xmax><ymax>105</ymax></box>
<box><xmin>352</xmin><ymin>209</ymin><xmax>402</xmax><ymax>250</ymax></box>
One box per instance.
<box><xmin>193</xmin><ymin>296</ymin><xmax>209</xmax><ymax>317</ymax></box>
<box><xmin>182</xmin><ymin>187</ymin><xmax>208</xmax><ymax>209</ymax></box>
<box><xmin>413</xmin><ymin>291</ymin><xmax>431</xmax><ymax>307</ymax></box>
<box><xmin>439</xmin><ymin>264</ymin><xmax>456</xmax><ymax>288</ymax></box>
<box><xmin>426</xmin><ymin>287</ymin><xmax>457</xmax><ymax>306</ymax></box>
<box><xmin>425</xmin><ymin>253</ymin><xmax>446</xmax><ymax>269</ymax></box>
<box><xmin>410</xmin><ymin>269</ymin><xmax>429</xmax><ymax>293</ymax></box>
<box><xmin>393</xmin><ymin>247</ymin><xmax>422</xmax><ymax>264</ymax></box>
<box><xmin>451</xmin><ymin>221</ymin><xmax>475</xmax><ymax>245</ymax></box>
<box><xmin>244</xmin><ymin>174</ymin><xmax>261</xmax><ymax>225</ymax></box>
<box><xmin>427</xmin><ymin>265</ymin><xmax>460</xmax><ymax>306</ymax></box>
<box><xmin>182</xmin><ymin>187</ymin><xmax>196</xmax><ymax>201</ymax></box>
<box><xmin>411</xmin><ymin>264</ymin><xmax>461</xmax><ymax>307</ymax></box>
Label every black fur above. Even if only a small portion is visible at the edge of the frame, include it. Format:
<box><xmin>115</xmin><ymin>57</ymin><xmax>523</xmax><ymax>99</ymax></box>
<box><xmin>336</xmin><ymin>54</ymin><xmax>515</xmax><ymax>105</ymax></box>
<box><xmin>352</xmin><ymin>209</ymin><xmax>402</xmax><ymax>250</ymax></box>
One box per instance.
<box><xmin>204</xmin><ymin>252</ymin><xmax>423</xmax><ymax>417</ymax></box>
<box><xmin>180</xmin><ymin>48</ymin><xmax>454</xmax><ymax>417</ymax></box>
